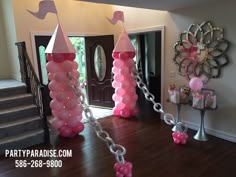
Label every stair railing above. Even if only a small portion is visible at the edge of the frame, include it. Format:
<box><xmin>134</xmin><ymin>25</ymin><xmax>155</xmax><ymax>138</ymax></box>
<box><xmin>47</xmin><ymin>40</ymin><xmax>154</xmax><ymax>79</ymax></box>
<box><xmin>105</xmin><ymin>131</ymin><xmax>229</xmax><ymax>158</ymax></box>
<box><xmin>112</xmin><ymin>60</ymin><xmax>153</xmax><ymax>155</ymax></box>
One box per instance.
<box><xmin>15</xmin><ymin>41</ymin><xmax>50</xmax><ymax>144</ymax></box>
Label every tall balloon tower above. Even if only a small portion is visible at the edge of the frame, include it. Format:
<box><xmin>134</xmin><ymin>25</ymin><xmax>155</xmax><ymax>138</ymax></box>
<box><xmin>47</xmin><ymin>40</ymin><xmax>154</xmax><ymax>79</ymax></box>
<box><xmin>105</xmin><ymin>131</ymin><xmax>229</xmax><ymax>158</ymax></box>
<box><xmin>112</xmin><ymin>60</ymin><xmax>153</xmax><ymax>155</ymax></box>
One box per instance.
<box><xmin>109</xmin><ymin>12</ymin><xmax>138</xmax><ymax>118</ymax></box>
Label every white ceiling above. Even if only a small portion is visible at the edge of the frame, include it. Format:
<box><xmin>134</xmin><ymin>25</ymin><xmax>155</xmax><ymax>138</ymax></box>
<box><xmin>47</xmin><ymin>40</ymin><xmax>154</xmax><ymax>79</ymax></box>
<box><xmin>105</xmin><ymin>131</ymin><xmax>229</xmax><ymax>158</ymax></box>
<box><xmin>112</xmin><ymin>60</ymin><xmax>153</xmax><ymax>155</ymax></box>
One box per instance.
<box><xmin>78</xmin><ymin>0</ymin><xmax>219</xmax><ymax>11</ymax></box>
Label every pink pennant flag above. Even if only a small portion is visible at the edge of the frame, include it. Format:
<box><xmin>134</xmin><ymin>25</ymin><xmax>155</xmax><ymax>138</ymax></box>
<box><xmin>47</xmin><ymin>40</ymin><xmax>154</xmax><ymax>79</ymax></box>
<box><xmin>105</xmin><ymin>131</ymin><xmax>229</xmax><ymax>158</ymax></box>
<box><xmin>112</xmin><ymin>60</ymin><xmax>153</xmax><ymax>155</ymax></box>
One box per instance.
<box><xmin>107</xmin><ymin>11</ymin><xmax>124</xmax><ymax>25</ymax></box>
<box><xmin>27</xmin><ymin>0</ymin><xmax>57</xmax><ymax>19</ymax></box>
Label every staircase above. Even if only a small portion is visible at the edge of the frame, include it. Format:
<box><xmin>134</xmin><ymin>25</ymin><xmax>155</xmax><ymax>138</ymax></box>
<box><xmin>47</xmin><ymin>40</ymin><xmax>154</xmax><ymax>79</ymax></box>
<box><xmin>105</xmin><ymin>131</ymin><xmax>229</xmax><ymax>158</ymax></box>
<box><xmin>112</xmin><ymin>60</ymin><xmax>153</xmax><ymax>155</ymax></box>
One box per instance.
<box><xmin>0</xmin><ymin>80</ymin><xmax>45</xmax><ymax>154</ymax></box>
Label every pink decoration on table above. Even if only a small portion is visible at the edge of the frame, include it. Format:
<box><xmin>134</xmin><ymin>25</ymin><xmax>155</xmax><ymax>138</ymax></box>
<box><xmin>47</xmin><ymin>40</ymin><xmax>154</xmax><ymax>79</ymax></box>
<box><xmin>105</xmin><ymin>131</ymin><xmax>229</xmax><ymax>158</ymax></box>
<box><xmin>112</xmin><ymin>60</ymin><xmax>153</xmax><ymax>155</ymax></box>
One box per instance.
<box><xmin>112</xmin><ymin>30</ymin><xmax>137</xmax><ymax>118</ymax></box>
<box><xmin>27</xmin><ymin>0</ymin><xmax>58</xmax><ymax>20</ymax></box>
<box><xmin>189</xmin><ymin>77</ymin><xmax>203</xmax><ymax>92</ymax></box>
<box><xmin>172</xmin><ymin>131</ymin><xmax>188</xmax><ymax>144</ymax></box>
<box><xmin>114</xmin><ymin>162</ymin><xmax>133</xmax><ymax>177</ymax></box>
<box><xmin>46</xmin><ymin>24</ymin><xmax>84</xmax><ymax>137</ymax></box>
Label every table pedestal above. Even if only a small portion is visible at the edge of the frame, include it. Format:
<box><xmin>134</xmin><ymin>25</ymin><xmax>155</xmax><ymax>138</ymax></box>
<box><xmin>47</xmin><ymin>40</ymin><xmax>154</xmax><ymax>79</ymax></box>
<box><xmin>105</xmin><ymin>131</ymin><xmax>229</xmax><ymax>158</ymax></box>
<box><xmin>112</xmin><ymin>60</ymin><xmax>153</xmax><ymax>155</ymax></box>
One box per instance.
<box><xmin>194</xmin><ymin>110</ymin><xmax>208</xmax><ymax>141</ymax></box>
<box><xmin>172</xmin><ymin>104</ymin><xmax>181</xmax><ymax>131</ymax></box>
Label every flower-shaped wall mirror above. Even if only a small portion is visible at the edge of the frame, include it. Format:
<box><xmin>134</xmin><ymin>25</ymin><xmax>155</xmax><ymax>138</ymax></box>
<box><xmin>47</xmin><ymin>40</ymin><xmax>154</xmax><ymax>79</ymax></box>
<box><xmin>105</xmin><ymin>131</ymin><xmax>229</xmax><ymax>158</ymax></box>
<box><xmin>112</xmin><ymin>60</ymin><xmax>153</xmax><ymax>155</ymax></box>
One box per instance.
<box><xmin>173</xmin><ymin>21</ymin><xmax>230</xmax><ymax>82</ymax></box>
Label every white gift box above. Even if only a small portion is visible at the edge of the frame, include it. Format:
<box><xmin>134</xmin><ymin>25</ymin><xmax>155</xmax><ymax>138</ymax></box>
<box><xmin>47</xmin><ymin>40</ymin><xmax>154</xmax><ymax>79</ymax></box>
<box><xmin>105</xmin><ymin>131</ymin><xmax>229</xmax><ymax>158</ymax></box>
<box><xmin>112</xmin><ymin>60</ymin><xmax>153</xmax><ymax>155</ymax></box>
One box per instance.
<box><xmin>168</xmin><ymin>90</ymin><xmax>180</xmax><ymax>104</ymax></box>
<box><xmin>192</xmin><ymin>94</ymin><xmax>204</xmax><ymax>109</ymax></box>
<box><xmin>192</xmin><ymin>89</ymin><xmax>217</xmax><ymax>109</ymax></box>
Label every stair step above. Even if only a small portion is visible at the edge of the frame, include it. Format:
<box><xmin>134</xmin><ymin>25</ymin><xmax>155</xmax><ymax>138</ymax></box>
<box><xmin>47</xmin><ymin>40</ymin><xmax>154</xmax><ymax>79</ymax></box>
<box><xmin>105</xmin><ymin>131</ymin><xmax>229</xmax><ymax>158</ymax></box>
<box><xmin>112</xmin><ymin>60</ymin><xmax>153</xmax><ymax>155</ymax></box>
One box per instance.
<box><xmin>0</xmin><ymin>105</ymin><xmax>39</xmax><ymax>123</ymax></box>
<box><xmin>0</xmin><ymin>116</ymin><xmax>42</xmax><ymax>139</ymax></box>
<box><xmin>0</xmin><ymin>85</ymin><xmax>27</xmax><ymax>98</ymax></box>
<box><xmin>0</xmin><ymin>129</ymin><xmax>44</xmax><ymax>154</ymax></box>
<box><xmin>0</xmin><ymin>94</ymin><xmax>34</xmax><ymax>110</ymax></box>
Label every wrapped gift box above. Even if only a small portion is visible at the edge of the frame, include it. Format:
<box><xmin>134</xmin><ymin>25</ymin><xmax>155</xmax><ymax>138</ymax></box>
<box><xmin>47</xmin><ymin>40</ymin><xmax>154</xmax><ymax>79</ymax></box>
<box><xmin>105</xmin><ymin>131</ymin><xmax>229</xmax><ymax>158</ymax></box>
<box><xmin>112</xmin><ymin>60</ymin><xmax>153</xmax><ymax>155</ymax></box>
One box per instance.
<box><xmin>168</xmin><ymin>90</ymin><xmax>180</xmax><ymax>104</ymax></box>
<box><xmin>192</xmin><ymin>89</ymin><xmax>216</xmax><ymax>109</ymax></box>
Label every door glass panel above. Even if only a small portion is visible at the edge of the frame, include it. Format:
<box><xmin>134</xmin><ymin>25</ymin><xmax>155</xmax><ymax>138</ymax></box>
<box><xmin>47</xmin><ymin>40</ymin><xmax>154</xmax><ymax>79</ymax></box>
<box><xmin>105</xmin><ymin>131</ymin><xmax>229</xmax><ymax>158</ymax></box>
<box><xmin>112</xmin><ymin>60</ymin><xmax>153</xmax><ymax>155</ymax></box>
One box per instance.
<box><xmin>94</xmin><ymin>45</ymin><xmax>106</xmax><ymax>81</ymax></box>
<box><xmin>39</xmin><ymin>46</ymin><xmax>48</xmax><ymax>85</ymax></box>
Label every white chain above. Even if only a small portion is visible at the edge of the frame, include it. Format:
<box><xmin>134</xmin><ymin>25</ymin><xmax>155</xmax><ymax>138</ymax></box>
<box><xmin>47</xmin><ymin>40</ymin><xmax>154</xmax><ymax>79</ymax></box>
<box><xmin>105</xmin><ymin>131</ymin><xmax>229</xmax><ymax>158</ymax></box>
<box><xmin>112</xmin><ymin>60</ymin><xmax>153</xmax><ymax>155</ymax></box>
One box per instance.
<box><xmin>67</xmin><ymin>73</ymin><xmax>127</xmax><ymax>165</ymax></box>
<box><xmin>133</xmin><ymin>71</ymin><xmax>187</xmax><ymax>131</ymax></box>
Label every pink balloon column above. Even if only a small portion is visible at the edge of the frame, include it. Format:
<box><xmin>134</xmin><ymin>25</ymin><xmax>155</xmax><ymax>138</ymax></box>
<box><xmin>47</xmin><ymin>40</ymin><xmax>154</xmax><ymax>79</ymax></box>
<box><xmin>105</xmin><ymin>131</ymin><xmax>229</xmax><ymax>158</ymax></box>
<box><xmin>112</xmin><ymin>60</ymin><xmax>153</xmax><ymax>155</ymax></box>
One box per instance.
<box><xmin>45</xmin><ymin>24</ymin><xmax>84</xmax><ymax>137</ymax></box>
<box><xmin>112</xmin><ymin>31</ymin><xmax>138</xmax><ymax>118</ymax></box>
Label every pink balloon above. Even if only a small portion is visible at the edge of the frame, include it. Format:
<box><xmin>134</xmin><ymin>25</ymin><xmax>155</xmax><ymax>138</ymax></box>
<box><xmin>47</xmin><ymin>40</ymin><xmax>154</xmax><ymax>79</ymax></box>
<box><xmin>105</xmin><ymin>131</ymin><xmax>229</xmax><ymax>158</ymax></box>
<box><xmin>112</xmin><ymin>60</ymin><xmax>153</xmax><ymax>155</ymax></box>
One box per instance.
<box><xmin>72</xmin><ymin>61</ymin><xmax>78</xmax><ymax>70</ymax></box>
<box><xmin>114</xmin><ymin>163</ymin><xmax>121</xmax><ymax>171</ymax></box>
<box><xmin>119</xmin><ymin>67</ymin><xmax>129</xmax><ymax>75</ymax></box>
<box><xmin>48</xmin><ymin>73</ymin><xmax>54</xmax><ymax>81</ymax></box>
<box><xmin>59</xmin><ymin>126</ymin><xmax>74</xmax><ymax>137</ymax></box>
<box><xmin>69</xmin><ymin>105</ymin><xmax>83</xmax><ymax>117</ymax></box>
<box><xmin>54</xmin><ymin>72</ymin><xmax>67</xmax><ymax>82</ymax></box>
<box><xmin>113</xmin><ymin>60</ymin><xmax>124</xmax><ymax>68</ymax></box>
<box><xmin>120</xmin><ymin>80</ymin><xmax>130</xmax><ymax>89</ymax></box>
<box><xmin>126</xmin><ymin>101</ymin><xmax>136</xmax><ymax>109</ymax></box>
<box><xmin>51</xmin><ymin>118</ymin><xmax>65</xmax><ymax>129</ymax></box>
<box><xmin>112</xmin><ymin>52</ymin><xmax>120</xmax><ymax>59</ymax></box>
<box><xmin>71</xmin><ymin>69</ymin><xmax>80</xmax><ymax>79</ymax></box>
<box><xmin>112</xmin><ymin>67</ymin><xmax>120</xmax><ymax>74</ymax></box>
<box><xmin>48</xmin><ymin>80</ymin><xmax>63</xmax><ymax>92</ymax></box>
<box><xmin>131</xmin><ymin>79</ymin><xmax>137</xmax><ymax>87</ymax></box>
<box><xmin>120</xmin><ymin>95</ymin><xmax>130</xmax><ymax>104</ymax></box>
<box><xmin>127</xmin><ymin>58</ymin><xmax>135</xmax><ymax>68</ymax></box>
<box><xmin>46</xmin><ymin>61</ymin><xmax>62</xmax><ymax>73</ymax></box>
<box><xmin>61</xmin><ymin>83</ymin><xmax>72</xmax><ymax>91</ymax></box>
<box><xmin>62</xmin><ymin>60</ymin><xmax>73</xmax><ymax>72</ymax></box>
<box><xmin>67</xmin><ymin>117</ymin><xmax>80</xmax><ymax>127</ymax></box>
<box><xmin>64</xmin><ymin>53</ymin><xmax>76</xmax><ymax>61</ymax></box>
<box><xmin>51</xmin><ymin>110</ymin><xmax>58</xmax><ymax>117</ymax></box>
<box><xmin>66</xmin><ymin>90</ymin><xmax>76</xmax><ymax>99</ymax></box>
<box><xmin>112</xmin><ymin>94</ymin><xmax>120</xmax><ymax>102</ymax></box>
<box><xmin>114</xmin><ymin>74</ymin><xmax>124</xmax><ymax>82</ymax></box>
<box><xmin>47</xmin><ymin>53</ymin><xmax>65</xmax><ymax>63</ymax></box>
<box><xmin>120</xmin><ymin>108</ymin><xmax>130</xmax><ymax>118</ymax></box>
<box><xmin>115</xmin><ymin>102</ymin><xmax>125</xmax><ymax>110</ymax></box>
<box><xmin>189</xmin><ymin>77</ymin><xmax>203</xmax><ymax>92</ymax></box>
<box><xmin>113</xmin><ymin>108</ymin><xmax>120</xmax><ymax>116</ymax></box>
<box><xmin>55</xmin><ymin>92</ymin><xmax>68</xmax><ymax>102</ymax></box>
<box><xmin>49</xmin><ymin>91</ymin><xmax>56</xmax><ymax>99</ymax></box>
<box><xmin>173</xmin><ymin>138</ymin><xmax>180</xmax><ymax>144</ymax></box>
<box><xmin>50</xmin><ymin>100</ymin><xmax>64</xmax><ymax>110</ymax></box>
<box><xmin>115</xmin><ymin>88</ymin><xmax>125</xmax><ymax>96</ymax></box>
<box><xmin>72</xmin><ymin>122</ymin><xmax>84</xmax><ymax>133</ymax></box>
<box><xmin>57</xmin><ymin>110</ymin><xmax>70</xmax><ymax>120</ymax></box>
<box><xmin>65</xmin><ymin>98</ymin><xmax>78</xmax><ymax>110</ymax></box>
<box><xmin>112</xmin><ymin>81</ymin><xmax>120</xmax><ymax>88</ymax></box>
<box><xmin>119</xmin><ymin>52</ymin><xmax>135</xmax><ymax>60</ymax></box>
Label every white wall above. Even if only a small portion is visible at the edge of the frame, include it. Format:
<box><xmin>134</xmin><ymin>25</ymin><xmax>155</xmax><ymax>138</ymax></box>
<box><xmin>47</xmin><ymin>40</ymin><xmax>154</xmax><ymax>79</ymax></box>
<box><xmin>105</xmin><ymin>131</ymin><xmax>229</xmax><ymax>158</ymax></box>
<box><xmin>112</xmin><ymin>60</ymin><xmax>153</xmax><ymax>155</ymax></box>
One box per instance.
<box><xmin>113</xmin><ymin>0</ymin><xmax>236</xmax><ymax>142</ymax></box>
<box><xmin>0</xmin><ymin>0</ymin><xmax>20</xmax><ymax>80</ymax></box>
<box><xmin>0</xmin><ymin>0</ymin><xmax>13</xmax><ymax>79</ymax></box>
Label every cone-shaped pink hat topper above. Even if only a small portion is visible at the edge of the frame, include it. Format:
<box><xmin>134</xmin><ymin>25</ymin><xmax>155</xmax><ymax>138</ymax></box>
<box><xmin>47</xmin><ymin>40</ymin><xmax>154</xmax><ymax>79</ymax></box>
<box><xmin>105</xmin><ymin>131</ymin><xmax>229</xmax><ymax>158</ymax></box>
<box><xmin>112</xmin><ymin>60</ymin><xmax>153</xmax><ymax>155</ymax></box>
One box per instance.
<box><xmin>45</xmin><ymin>24</ymin><xmax>76</xmax><ymax>54</ymax></box>
<box><xmin>113</xmin><ymin>30</ymin><xmax>135</xmax><ymax>52</ymax></box>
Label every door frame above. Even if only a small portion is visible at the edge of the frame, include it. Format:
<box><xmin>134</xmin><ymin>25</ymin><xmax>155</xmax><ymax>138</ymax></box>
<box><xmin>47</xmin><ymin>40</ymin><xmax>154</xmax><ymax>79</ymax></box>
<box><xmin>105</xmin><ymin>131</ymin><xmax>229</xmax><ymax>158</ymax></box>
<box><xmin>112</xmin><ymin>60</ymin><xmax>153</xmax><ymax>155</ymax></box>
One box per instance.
<box><xmin>127</xmin><ymin>26</ymin><xmax>165</xmax><ymax>116</ymax></box>
<box><xmin>30</xmin><ymin>31</ymin><xmax>111</xmax><ymax>78</ymax></box>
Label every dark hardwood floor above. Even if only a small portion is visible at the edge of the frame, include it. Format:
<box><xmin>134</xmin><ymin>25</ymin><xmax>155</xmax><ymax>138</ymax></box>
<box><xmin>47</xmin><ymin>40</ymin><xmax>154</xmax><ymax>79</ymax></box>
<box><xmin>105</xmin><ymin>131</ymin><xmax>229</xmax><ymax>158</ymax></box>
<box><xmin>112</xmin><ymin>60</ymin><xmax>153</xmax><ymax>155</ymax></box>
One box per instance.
<box><xmin>0</xmin><ymin>98</ymin><xmax>235</xmax><ymax>177</ymax></box>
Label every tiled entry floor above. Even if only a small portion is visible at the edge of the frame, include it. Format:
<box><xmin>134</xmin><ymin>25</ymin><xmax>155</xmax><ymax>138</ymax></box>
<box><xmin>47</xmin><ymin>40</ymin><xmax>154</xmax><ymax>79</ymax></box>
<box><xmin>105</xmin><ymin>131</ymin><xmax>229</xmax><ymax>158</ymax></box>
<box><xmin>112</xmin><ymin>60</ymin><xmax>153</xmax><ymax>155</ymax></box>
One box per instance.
<box><xmin>82</xmin><ymin>106</ymin><xmax>113</xmax><ymax>122</ymax></box>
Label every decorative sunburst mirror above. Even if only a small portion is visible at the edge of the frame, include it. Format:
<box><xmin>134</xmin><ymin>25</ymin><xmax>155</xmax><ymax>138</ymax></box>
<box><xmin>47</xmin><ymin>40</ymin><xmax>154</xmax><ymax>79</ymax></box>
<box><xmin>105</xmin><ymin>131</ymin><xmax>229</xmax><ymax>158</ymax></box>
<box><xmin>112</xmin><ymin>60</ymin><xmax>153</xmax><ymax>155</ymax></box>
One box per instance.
<box><xmin>173</xmin><ymin>21</ymin><xmax>230</xmax><ymax>82</ymax></box>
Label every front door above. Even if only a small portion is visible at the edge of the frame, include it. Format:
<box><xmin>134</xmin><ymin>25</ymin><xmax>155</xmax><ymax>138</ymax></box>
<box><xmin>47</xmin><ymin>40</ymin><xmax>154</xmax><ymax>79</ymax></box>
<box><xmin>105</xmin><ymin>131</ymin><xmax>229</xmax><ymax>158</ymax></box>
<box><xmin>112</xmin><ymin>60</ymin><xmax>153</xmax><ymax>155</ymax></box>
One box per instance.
<box><xmin>85</xmin><ymin>35</ymin><xmax>114</xmax><ymax>108</ymax></box>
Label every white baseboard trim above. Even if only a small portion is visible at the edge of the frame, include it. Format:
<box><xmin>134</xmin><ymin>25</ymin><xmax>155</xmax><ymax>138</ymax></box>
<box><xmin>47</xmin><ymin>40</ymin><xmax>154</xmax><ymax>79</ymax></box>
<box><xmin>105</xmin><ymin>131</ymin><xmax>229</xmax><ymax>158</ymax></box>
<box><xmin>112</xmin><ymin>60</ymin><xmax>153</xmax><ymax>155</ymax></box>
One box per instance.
<box><xmin>183</xmin><ymin>120</ymin><xmax>236</xmax><ymax>143</ymax></box>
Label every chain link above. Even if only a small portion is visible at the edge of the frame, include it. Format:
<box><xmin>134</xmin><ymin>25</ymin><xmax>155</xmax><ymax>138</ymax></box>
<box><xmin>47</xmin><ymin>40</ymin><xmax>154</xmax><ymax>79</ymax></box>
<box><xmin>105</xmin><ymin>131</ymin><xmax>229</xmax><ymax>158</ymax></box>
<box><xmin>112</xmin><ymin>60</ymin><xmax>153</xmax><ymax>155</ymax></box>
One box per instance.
<box><xmin>133</xmin><ymin>71</ymin><xmax>188</xmax><ymax>132</ymax></box>
<box><xmin>67</xmin><ymin>72</ymin><xmax>127</xmax><ymax>165</ymax></box>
